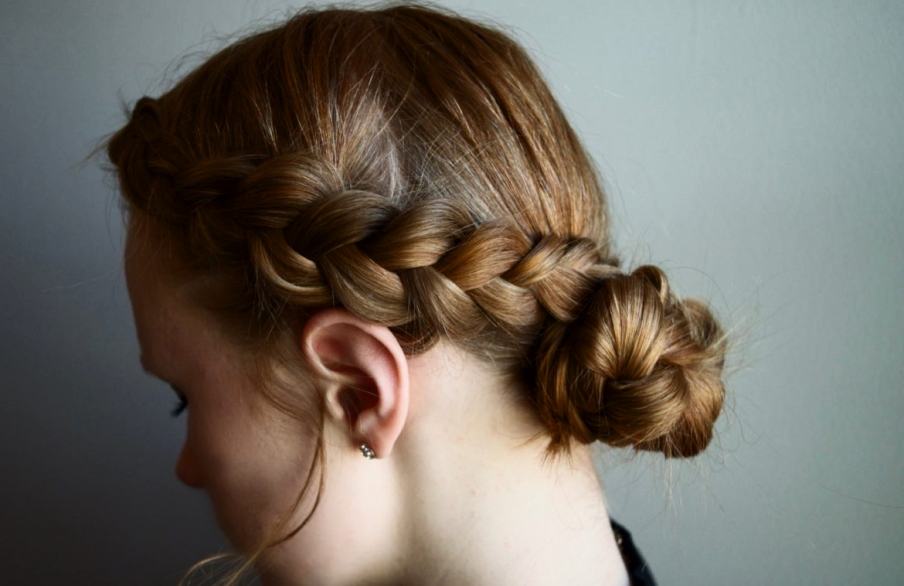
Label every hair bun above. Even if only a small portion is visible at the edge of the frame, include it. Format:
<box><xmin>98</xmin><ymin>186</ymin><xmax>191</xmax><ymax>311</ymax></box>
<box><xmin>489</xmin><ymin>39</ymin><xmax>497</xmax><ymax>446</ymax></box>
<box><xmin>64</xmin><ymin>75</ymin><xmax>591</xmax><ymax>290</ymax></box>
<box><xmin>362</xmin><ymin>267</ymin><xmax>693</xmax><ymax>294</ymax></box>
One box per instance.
<box><xmin>534</xmin><ymin>265</ymin><xmax>726</xmax><ymax>458</ymax></box>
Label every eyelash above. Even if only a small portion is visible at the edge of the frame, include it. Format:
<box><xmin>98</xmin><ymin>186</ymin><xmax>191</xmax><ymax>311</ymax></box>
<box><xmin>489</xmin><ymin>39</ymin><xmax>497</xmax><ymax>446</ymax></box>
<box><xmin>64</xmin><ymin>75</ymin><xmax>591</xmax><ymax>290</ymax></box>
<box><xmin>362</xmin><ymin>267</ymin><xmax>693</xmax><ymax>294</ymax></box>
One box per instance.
<box><xmin>170</xmin><ymin>386</ymin><xmax>188</xmax><ymax>418</ymax></box>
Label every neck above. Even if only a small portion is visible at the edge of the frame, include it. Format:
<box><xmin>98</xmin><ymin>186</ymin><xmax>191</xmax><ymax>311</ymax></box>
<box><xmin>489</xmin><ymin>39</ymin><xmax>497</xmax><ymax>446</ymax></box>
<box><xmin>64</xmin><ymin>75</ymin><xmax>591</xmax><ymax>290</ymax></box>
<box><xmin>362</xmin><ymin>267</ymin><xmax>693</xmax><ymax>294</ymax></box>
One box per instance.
<box><xmin>390</xmin><ymin>442</ymin><xmax>628</xmax><ymax>586</ymax></box>
<box><xmin>383</xmin><ymin>347</ymin><xmax>629</xmax><ymax>586</ymax></box>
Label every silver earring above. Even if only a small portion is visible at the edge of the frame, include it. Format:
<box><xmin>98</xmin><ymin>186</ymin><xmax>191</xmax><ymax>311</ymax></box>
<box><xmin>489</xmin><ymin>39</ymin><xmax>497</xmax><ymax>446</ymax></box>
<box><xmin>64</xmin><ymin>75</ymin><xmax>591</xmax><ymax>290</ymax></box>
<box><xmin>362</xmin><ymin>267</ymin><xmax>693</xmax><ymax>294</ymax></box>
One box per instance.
<box><xmin>359</xmin><ymin>444</ymin><xmax>376</xmax><ymax>459</ymax></box>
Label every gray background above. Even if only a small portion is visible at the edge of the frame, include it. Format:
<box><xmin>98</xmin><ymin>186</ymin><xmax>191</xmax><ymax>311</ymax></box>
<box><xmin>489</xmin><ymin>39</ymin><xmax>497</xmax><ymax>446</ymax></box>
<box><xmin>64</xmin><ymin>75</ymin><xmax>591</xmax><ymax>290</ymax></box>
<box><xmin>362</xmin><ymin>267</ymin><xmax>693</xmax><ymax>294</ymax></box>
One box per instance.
<box><xmin>2</xmin><ymin>1</ymin><xmax>902</xmax><ymax>584</ymax></box>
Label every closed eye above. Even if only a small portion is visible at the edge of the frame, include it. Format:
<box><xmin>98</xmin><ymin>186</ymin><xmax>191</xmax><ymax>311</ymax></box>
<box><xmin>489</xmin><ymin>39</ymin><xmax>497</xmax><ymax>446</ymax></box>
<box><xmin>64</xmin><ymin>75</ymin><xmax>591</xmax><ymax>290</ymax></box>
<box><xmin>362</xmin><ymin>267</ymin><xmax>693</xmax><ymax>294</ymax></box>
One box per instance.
<box><xmin>170</xmin><ymin>386</ymin><xmax>188</xmax><ymax>418</ymax></box>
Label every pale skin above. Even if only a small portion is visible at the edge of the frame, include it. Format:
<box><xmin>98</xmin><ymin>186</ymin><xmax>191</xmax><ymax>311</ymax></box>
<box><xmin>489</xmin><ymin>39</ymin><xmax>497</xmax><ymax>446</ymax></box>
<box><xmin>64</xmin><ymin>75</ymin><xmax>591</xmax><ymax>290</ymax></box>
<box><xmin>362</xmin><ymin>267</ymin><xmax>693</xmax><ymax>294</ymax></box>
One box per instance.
<box><xmin>125</xmin><ymin>215</ymin><xmax>630</xmax><ymax>586</ymax></box>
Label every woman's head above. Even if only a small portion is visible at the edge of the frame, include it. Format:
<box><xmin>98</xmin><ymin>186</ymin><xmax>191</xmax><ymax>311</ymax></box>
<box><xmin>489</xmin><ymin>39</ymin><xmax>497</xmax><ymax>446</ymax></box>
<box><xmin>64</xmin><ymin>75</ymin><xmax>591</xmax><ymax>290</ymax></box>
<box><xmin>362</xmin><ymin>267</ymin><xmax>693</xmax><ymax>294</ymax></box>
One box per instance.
<box><xmin>111</xmin><ymin>1</ymin><xmax>725</xmax><ymax>531</ymax></box>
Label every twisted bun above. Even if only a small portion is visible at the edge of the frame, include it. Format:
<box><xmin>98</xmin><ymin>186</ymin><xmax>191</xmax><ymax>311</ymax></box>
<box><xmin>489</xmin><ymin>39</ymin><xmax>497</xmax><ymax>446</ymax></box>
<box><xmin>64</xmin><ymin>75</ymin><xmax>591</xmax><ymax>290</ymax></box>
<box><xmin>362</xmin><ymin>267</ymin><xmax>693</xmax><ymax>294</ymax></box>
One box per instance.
<box><xmin>535</xmin><ymin>265</ymin><xmax>726</xmax><ymax>457</ymax></box>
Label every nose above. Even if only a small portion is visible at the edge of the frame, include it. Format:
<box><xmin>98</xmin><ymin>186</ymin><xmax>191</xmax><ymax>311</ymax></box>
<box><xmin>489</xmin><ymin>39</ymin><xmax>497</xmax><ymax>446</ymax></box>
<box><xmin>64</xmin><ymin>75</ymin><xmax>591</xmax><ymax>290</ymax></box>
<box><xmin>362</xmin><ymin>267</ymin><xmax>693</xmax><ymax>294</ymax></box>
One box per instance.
<box><xmin>176</xmin><ymin>442</ymin><xmax>204</xmax><ymax>488</ymax></box>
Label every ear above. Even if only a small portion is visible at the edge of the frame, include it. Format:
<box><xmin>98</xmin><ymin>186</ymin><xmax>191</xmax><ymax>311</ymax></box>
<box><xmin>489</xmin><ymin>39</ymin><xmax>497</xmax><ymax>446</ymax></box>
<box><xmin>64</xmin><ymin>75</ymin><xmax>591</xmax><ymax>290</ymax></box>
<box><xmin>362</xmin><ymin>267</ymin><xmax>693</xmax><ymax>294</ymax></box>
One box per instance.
<box><xmin>301</xmin><ymin>309</ymin><xmax>409</xmax><ymax>459</ymax></box>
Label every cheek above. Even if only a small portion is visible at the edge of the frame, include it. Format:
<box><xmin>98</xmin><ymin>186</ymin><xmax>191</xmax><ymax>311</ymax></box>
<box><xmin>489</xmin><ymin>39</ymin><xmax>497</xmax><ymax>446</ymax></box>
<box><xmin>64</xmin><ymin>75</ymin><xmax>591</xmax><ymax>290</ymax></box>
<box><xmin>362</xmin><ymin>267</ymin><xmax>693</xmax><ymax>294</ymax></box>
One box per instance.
<box><xmin>188</xmin><ymin>399</ymin><xmax>319</xmax><ymax>551</ymax></box>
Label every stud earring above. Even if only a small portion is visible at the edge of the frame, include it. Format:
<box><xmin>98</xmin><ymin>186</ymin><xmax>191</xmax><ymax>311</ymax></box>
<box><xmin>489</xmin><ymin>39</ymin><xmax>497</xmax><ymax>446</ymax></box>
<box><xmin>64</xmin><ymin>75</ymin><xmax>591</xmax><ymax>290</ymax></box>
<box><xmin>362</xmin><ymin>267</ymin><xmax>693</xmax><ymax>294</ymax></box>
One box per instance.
<box><xmin>359</xmin><ymin>444</ymin><xmax>376</xmax><ymax>460</ymax></box>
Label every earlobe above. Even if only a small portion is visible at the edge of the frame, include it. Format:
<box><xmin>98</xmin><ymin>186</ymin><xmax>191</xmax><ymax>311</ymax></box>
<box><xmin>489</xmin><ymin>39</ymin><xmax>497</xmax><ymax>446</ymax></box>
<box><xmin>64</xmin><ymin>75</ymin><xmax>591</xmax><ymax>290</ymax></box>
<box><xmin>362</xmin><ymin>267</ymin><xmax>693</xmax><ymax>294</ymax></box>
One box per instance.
<box><xmin>301</xmin><ymin>309</ymin><xmax>410</xmax><ymax>459</ymax></box>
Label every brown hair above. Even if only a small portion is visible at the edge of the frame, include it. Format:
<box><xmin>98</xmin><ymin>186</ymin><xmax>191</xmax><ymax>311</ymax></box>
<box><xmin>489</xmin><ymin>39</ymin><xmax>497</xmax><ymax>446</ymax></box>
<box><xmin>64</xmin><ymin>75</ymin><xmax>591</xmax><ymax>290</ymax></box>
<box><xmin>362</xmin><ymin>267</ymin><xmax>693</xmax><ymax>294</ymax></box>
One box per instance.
<box><xmin>110</xmin><ymin>4</ymin><xmax>725</xmax><ymax>461</ymax></box>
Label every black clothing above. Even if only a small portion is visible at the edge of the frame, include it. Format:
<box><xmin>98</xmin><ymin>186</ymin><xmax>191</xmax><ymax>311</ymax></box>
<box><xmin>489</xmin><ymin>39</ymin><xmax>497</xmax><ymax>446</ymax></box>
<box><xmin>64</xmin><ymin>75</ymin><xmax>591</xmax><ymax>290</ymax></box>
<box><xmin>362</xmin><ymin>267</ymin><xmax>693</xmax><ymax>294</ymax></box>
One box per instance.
<box><xmin>611</xmin><ymin>521</ymin><xmax>657</xmax><ymax>586</ymax></box>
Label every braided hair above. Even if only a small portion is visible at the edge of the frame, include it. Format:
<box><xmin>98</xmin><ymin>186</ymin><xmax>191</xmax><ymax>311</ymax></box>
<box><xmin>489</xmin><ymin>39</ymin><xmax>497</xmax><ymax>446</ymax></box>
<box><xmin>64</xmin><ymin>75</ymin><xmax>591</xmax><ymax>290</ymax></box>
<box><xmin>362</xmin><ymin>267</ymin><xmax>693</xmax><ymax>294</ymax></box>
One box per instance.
<box><xmin>109</xmin><ymin>5</ymin><xmax>725</xmax><ymax>458</ymax></box>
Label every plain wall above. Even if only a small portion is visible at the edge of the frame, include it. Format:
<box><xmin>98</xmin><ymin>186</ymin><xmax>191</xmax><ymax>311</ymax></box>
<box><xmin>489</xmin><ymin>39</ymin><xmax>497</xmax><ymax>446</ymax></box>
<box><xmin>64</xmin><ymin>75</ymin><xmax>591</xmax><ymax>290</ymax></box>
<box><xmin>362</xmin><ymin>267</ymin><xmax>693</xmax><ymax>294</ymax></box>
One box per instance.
<box><xmin>1</xmin><ymin>1</ymin><xmax>902</xmax><ymax>584</ymax></box>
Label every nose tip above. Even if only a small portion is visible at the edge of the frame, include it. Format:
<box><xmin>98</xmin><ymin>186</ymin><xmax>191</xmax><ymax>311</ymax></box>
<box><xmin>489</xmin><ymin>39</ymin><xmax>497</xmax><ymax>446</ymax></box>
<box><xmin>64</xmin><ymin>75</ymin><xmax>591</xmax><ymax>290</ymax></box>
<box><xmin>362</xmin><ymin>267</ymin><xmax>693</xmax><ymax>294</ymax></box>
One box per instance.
<box><xmin>176</xmin><ymin>443</ymin><xmax>204</xmax><ymax>489</ymax></box>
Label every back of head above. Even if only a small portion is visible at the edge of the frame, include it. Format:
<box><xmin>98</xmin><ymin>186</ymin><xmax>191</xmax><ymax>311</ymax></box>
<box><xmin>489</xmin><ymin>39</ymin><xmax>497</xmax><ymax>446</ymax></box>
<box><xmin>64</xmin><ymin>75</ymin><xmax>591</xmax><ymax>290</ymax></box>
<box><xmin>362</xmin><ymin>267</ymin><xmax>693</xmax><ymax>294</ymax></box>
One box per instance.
<box><xmin>109</xmin><ymin>4</ymin><xmax>726</xmax><ymax>457</ymax></box>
